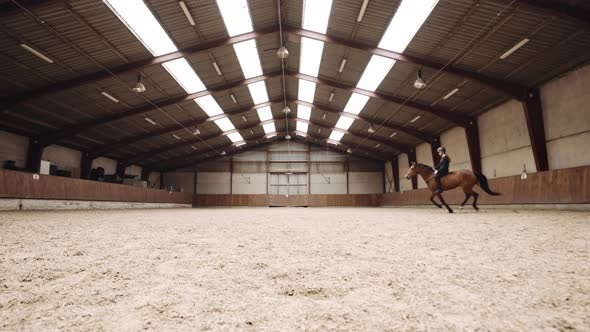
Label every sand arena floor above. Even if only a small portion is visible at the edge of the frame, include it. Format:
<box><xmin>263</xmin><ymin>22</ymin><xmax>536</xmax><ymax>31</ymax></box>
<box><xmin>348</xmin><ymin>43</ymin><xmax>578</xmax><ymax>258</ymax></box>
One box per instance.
<box><xmin>0</xmin><ymin>207</ymin><xmax>589</xmax><ymax>331</ymax></box>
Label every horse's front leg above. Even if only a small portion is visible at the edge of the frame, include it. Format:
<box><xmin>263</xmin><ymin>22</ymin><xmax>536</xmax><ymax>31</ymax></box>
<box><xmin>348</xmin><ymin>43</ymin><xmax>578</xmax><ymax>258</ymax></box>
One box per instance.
<box><xmin>430</xmin><ymin>193</ymin><xmax>442</xmax><ymax>208</ymax></box>
<box><xmin>436</xmin><ymin>193</ymin><xmax>453</xmax><ymax>213</ymax></box>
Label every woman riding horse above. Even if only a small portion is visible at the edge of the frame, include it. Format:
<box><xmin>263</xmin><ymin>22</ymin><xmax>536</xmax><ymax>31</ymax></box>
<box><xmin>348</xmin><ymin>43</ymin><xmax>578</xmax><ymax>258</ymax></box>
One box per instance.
<box><xmin>434</xmin><ymin>147</ymin><xmax>450</xmax><ymax>194</ymax></box>
<box><xmin>405</xmin><ymin>149</ymin><xmax>501</xmax><ymax>213</ymax></box>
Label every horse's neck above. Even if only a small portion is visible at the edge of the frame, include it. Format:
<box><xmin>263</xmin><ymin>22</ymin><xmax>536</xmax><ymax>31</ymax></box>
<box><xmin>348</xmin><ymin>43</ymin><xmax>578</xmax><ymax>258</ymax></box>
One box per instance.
<box><xmin>418</xmin><ymin>169</ymin><xmax>435</xmax><ymax>182</ymax></box>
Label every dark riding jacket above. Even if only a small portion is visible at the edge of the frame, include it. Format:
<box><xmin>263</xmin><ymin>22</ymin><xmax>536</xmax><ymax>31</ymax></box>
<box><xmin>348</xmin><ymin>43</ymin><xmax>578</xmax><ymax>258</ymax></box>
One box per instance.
<box><xmin>435</xmin><ymin>155</ymin><xmax>450</xmax><ymax>176</ymax></box>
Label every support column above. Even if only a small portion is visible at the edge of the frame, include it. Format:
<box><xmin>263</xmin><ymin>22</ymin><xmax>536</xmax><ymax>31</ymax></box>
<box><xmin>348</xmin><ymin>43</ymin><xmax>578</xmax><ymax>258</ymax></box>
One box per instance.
<box><xmin>140</xmin><ymin>168</ymin><xmax>151</xmax><ymax>181</ymax></box>
<box><xmin>80</xmin><ymin>153</ymin><xmax>93</xmax><ymax>179</ymax></box>
<box><xmin>382</xmin><ymin>162</ymin><xmax>386</xmax><ymax>193</ymax></box>
<box><xmin>407</xmin><ymin>148</ymin><xmax>418</xmax><ymax>190</ymax></box>
<box><xmin>193</xmin><ymin>166</ymin><xmax>198</xmax><ymax>195</ymax></box>
<box><xmin>523</xmin><ymin>88</ymin><xmax>549</xmax><ymax>172</ymax></box>
<box><xmin>115</xmin><ymin>161</ymin><xmax>126</xmax><ymax>178</ymax></box>
<box><xmin>307</xmin><ymin>144</ymin><xmax>311</xmax><ymax>194</ymax></box>
<box><xmin>229</xmin><ymin>156</ymin><xmax>233</xmax><ymax>195</ymax></box>
<box><xmin>464</xmin><ymin>122</ymin><xmax>482</xmax><ymax>174</ymax></box>
<box><xmin>392</xmin><ymin>156</ymin><xmax>400</xmax><ymax>192</ymax></box>
<box><xmin>265</xmin><ymin>149</ymin><xmax>269</xmax><ymax>195</ymax></box>
<box><xmin>346</xmin><ymin>156</ymin><xmax>350</xmax><ymax>194</ymax></box>
<box><xmin>430</xmin><ymin>136</ymin><xmax>441</xmax><ymax>166</ymax></box>
<box><xmin>25</xmin><ymin>138</ymin><xmax>44</xmax><ymax>173</ymax></box>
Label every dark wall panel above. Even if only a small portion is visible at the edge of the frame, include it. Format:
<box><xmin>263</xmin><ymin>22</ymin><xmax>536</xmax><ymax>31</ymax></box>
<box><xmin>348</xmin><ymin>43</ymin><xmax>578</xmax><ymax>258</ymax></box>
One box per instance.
<box><xmin>0</xmin><ymin>169</ymin><xmax>193</xmax><ymax>204</ymax></box>
<box><xmin>381</xmin><ymin>165</ymin><xmax>590</xmax><ymax>206</ymax></box>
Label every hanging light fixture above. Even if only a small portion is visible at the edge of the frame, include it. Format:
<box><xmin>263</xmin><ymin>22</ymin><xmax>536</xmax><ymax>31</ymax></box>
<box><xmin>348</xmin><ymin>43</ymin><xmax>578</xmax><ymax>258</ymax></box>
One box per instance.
<box><xmin>282</xmin><ymin>105</ymin><xmax>291</xmax><ymax>114</ymax></box>
<box><xmin>285</xmin><ymin>134</ymin><xmax>292</xmax><ymax>140</ymax></box>
<box><xmin>414</xmin><ymin>69</ymin><xmax>427</xmax><ymax>89</ymax></box>
<box><xmin>192</xmin><ymin>125</ymin><xmax>200</xmax><ymax>135</ymax></box>
<box><xmin>133</xmin><ymin>73</ymin><xmax>146</xmax><ymax>93</ymax></box>
<box><xmin>521</xmin><ymin>164</ymin><xmax>527</xmax><ymax>180</ymax></box>
<box><xmin>276</xmin><ymin>46</ymin><xmax>289</xmax><ymax>59</ymax></box>
<box><xmin>368</xmin><ymin>125</ymin><xmax>376</xmax><ymax>134</ymax></box>
<box><xmin>346</xmin><ymin>148</ymin><xmax>352</xmax><ymax>154</ymax></box>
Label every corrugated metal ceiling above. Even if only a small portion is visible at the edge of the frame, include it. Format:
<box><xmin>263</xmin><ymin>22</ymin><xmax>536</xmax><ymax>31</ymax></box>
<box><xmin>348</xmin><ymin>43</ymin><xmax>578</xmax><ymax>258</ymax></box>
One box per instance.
<box><xmin>0</xmin><ymin>0</ymin><xmax>588</xmax><ymax>170</ymax></box>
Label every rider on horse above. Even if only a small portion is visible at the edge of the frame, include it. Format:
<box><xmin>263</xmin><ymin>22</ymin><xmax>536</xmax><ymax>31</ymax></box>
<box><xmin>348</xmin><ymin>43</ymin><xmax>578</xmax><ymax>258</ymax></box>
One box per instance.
<box><xmin>434</xmin><ymin>147</ymin><xmax>450</xmax><ymax>194</ymax></box>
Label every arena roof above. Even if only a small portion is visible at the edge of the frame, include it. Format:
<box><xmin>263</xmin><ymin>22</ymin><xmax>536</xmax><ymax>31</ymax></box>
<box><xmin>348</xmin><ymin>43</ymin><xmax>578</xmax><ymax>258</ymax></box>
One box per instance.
<box><xmin>1</xmin><ymin>0</ymin><xmax>589</xmax><ymax>171</ymax></box>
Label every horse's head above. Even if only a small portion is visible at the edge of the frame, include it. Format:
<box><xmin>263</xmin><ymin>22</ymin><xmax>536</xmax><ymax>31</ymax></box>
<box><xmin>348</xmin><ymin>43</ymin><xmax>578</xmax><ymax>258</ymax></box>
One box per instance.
<box><xmin>405</xmin><ymin>162</ymin><xmax>418</xmax><ymax>179</ymax></box>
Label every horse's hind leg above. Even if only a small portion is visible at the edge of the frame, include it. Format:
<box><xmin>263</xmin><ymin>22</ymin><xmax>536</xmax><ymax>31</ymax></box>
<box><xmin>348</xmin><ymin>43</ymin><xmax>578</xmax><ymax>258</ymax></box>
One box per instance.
<box><xmin>430</xmin><ymin>193</ymin><xmax>442</xmax><ymax>208</ymax></box>
<box><xmin>459</xmin><ymin>192</ymin><xmax>471</xmax><ymax>209</ymax></box>
<box><xmin>436</xmin><ymin>193</ymin><xmax>453</xmax><ymax>213</ymax></box>
<box><xmin>471</xmin><ymin>191</ymin><xmax>479</xmax><ymax>211</ymax></box>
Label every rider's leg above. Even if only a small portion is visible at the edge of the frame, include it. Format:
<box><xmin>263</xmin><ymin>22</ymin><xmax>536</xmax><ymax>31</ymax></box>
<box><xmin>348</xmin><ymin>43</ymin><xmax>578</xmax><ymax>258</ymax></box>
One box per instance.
<box><xmin>434</xmin><ymin>173</ymin><xmax>443</xmax><ymax>194</ymax></box>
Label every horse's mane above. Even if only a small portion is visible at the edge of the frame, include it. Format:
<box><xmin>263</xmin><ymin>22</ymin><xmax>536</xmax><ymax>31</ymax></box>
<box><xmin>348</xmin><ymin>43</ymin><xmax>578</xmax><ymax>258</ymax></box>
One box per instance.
<box><xmin>416</xmin><ymin>163</ymin><xmax>434</xmax><ymax>171</ymax></box>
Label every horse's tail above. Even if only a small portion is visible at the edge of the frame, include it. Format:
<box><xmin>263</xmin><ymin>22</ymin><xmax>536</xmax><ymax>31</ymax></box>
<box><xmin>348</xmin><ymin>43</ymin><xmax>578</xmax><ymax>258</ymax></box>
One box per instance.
<box><xmin>475</xmin><ymin>172</ymin><xmax>501</xmax><ymax>196</ymax></box>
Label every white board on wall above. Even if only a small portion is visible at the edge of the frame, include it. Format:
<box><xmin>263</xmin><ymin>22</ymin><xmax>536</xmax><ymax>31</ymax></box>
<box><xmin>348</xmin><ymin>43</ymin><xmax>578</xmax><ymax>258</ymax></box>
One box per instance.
<box><xmin>0</xmin><ymin>130</ymin><xmax>29</xmax><ymax>168</ymax></box>
<box><xmin>42</xmin><ymin>145</ymin><xmax>81</xmax><ymax>172</ymax></box>
<box><xmin>440</xmin><ymin>127</ymin><xmax>471</xmax><ymax>172</ymax></box>
<box><xmin>541</xmin><ymin>63</ymin><xmax>590</xmax><ymax>170</ymax></box>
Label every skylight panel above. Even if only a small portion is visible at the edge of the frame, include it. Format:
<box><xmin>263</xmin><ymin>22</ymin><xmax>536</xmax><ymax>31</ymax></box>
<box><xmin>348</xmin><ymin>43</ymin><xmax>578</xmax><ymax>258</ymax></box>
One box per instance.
<box><xmin>163</xmin><ymin>58</ymin><xmax>206</xmax><ymax>93</ymax></box>
<box><xmin>247</xmin><ymin>81</ymin><xmax>269</xmax><ymax>105</ymax></box>
<box><xmin>302</xmin><ymin>0</ymin><xmax>333</xmax><ymax>34</ymax></box>
<box><xmin>296</xmin><ymin>121</ymin><xmax>309</xmax><ymax>133</ymax></box>
<box><xmin>335</xmin><ymin>116</ymin><xmax>355</xmax><ymax>130</ymax></box>
<box><xmin>342</xmin><ymin>93</ymin><xmax>370</xmax><ymax>115</ymax></box>
<box><xmin>233</xmin><ymin>39</ymin><xmax>263</xmax><ymax>79</ymax></box>
<box><xmin>216</xmin><ymin>0</ymin><xmax>254</xmax><ymax>36</ymax></box>
<box><xmin>195</xmin><ymin>95</ymin><xmax>224</xmax><ymax>117</ymax></box>
<box><xmin>297</xmin><ymin>105</ymin><xmax>311</xmax><ymax>120</ymax></box>
<box><xmin>214</xmin><ymin>117</ymin><xmax>236</xmax><ymax>132</ymax></box>
<box><xmin>378</xmin><ymin>0</ymin><xmax>439</xmax><ymax>53</ymax></box>
<box><xmin>227</xmin><ymin>132</ymin><xmax>244</xmax><ymax>143</ymax></box>
<box><xmin>299</xmin><ymin>37</ymin><xmax>324</xmax><ymax>77</ymax></box>
<box><xmin>329</xmin><ymin>131</ymin><xmax>345</xmax><ymax>141</ymax></box>
<box><xmin>256</xmin><ymin>106</ymin><xmax>273</xmax><ymax>122</ymax></box>
<box><xmin>262</xmin><ymin>122</ymin><xmax>276</xmax><ymax>134</ymax></box>
<box><xmin>104</xmin><ymin>0</ymin><xmax>177</xmax><ymax>56</ymax></box>
<box><xmin>356</xmin><ymin>55</ymin><xmax>396</xmax><ymax>92</ymax></box>
<box><xmin>298</xmin><ymin>79</ymin><xmax>316</xmax><ymax>103</ymax></box>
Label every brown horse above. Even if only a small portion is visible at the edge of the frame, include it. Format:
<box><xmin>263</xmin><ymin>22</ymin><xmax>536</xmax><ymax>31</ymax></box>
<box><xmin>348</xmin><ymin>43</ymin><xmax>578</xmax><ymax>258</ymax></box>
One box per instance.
<box><xmin>405</xmin><ymin>163</ymin><xmax>501</xmax><ymax>213</ymax></box>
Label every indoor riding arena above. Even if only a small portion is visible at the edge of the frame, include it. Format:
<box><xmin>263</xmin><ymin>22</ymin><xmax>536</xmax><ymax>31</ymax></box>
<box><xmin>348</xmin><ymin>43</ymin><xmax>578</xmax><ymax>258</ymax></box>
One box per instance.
<box><xmin>1</xmin><ymin>0</ymin><xmax>589</xmax><ymax>330</ymax></box>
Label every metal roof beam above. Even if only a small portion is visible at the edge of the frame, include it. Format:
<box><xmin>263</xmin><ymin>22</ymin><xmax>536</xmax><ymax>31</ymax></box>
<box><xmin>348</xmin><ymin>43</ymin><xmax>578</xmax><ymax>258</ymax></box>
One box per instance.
<box><xmin>158</xmin><ymin>132</ymin><xmax>389</xmax><ymax>172</ymax></box>
<box><xmin>36</xmin><ymin>72</ymin><xmax>279</xmax><ymax>146</ymax></box>
<box><xmin>37</xmin><ymin>72</ymin><xmax>461</xmax><ymax>146</ymax></box>
<box><xmin>295</xmin><ymin>100</ymin><xmax>439</xmax><ymax>144</ymax></box>
<box><xmin>516</xmin><ymin>0</ymin><xmax>590</xmax><ymax>25</ymax></box>
<box><xmin>295</xmin><ymin>118</ymin><xmax>411</xmax><ymax>154</ymax></box>
<box><xmin>123</xmin><ymin>119</ymin><xmax>278</xmax><ymax>167</ymax></box>
<box><xmin>1</xmin><ymin>25</ymin><xmax>531</xmax><ymax>109</ymax></box>
<box><xmin>287</xmin><ymin>28</ymin><xmax>528</xmax><ymax>100</ymax></box>
<box><xmin>0</xmin><ymin>0</ymin><xmax>60</xmax><ymax>16</ymax></box>
<box><xmin>154</xmin><ymin>132</ymin><xmax>282</xmax><ymax>172</ymax></box>
<box><xmin>86</xmin><ymin>99</ymin><xmax>281</xmax><ymax>158</ymax></box>
<box><xmin>291</xmin><ymin>72</ymin><xmax>474</xmax><ymax>128</ymax></box>
<box><xmin>293</xmin><ymin>131</ymin><xmax>391</xmax><ymax>161</ymax></box>
<box><xmin>0</xmin><ymin>28</ymin><xmax>277</xmax><ymax>109</ymax></box>
<box><xmin>85</xmin><ymin>98</ymin><xmax>436</xmax><ymax>160</ymax></box>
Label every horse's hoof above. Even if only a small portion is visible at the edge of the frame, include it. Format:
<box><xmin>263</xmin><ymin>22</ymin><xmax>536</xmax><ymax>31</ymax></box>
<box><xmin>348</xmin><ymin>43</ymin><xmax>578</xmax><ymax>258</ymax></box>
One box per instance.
<box><xmin>448</xmin><ymin>210</ymin><xmax>454</xmax><ymax>214</ymax></box>
<box><xmin>437</xmin><ymin>205</ymin><xmax>443</xmax><ymax>209</ymax></box>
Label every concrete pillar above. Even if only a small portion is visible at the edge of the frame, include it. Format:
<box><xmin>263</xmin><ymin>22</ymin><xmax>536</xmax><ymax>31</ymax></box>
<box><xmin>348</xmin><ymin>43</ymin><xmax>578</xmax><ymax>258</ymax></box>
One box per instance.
<box><xmin>407</xmin><ymin>148</ymin><xmax>418</xmax><ymax>190</ymax></box>
<box><xmin>80</xmin><ymin>153</ymin><xmax>93</xmax><ymax>179</ymax></box>
<box><xmin>523</xmin><ymin>88</ymin><xmax>549</xmax><ymax>171</ymax></box>
<box><xmin>25</xmin><ymin>139</ymin><xmax>44</xmax><ymax>173</ymax></box>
